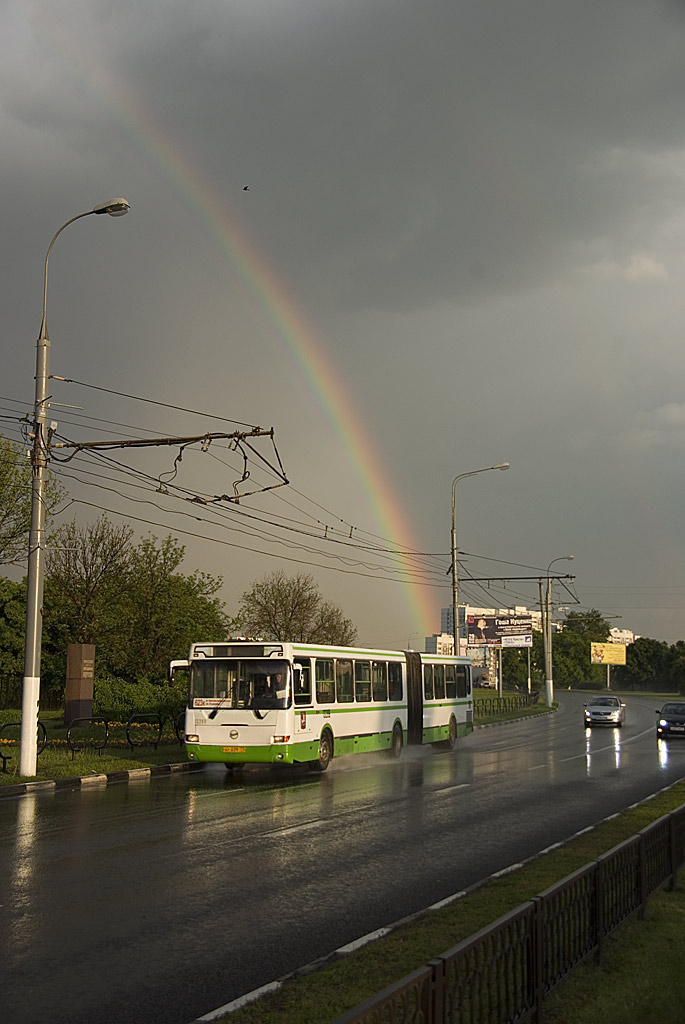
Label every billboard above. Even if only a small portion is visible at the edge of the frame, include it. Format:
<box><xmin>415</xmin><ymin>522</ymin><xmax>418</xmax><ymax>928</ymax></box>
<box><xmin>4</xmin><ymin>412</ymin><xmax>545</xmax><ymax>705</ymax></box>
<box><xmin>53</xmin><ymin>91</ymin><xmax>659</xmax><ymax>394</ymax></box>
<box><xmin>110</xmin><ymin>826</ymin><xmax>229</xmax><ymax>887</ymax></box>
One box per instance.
<box><xmin>590</xmin><ymin>642</ymin><xmax>626</xmax><ymax>665</ymax></box>
<box><xmin>466</xmin><ymin>615</ymin><xmax>533</xmax><ymax>648</ymax></box>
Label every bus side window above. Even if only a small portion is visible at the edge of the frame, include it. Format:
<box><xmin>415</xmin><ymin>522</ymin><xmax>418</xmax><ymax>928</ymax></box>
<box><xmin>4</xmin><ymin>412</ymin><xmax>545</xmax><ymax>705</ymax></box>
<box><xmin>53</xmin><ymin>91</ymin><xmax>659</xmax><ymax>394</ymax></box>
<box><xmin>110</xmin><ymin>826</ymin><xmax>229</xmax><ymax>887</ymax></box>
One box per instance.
<box><xmin>388</xmin><ymin>662</ymin><xmax>402</xmax><ymax>701</ymax></box>
<box><xmin>445</xmin><ymin>665</ymin><xmax>456</xmax><ymax>699</ymax></box>
<box><xmin>336</xmin><ymin>659</ymin><xmax>354</xmax><ymax>703</ymax></box>
<box><xmin>315</xmin><ymin>659</ymin><xmax>335</xmax><ymax>704</ymax></box>
<box><xmin>457</xmin><ymin>665</ymin><xmax>468</xmax><ymax>699</ymax></box>
<box><xmin>355</xmin><ymin>661</ymin><xmax>371</xmax><ymax>702</ymax></box>
<box><xmin>434</xmin><ymin>665</ymin><xmax>445</xmax><ymax>700</ymax></box>
<box><xmin>294</xmin><ymin>660</ymin><xmax>312</xmax><ymax>706</ymax></box>
<box><xmin>372</xmin><ymin>662</ymin><xmax>388</xmax><ymax>702</ymax></box>
<box><xmin>423</xmin><ymin>664</ymin><xmax>434</xmax><ymax>700</ymax></box>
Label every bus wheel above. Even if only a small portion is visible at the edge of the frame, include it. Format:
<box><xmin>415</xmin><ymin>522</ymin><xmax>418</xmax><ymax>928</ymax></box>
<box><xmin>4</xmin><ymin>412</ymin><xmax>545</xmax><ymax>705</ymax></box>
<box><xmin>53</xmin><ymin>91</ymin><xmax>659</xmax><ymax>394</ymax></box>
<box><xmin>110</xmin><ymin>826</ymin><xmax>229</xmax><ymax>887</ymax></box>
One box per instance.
<box><xmin>310</xmin><ymin>731</ymin><xmax>333</xmax><ymax>772</ymax></box>
<box><xmin>444</xmin><ymin>717</ymin><xmax>457</xmax><ymax>751</ymax></box>
<box><xmin>391</xmin><ymin>723</ymin><xmax>403</xmax><ymax>759</ymax></box>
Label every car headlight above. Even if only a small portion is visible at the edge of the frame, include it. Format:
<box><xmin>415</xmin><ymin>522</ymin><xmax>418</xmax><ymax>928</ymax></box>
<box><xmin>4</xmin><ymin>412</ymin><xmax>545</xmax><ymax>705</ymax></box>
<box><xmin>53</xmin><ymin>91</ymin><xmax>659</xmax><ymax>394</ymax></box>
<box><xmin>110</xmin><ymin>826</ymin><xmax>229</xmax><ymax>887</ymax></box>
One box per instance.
<box><xmin>659</xmin><ymin>720</ymin><xmax>668</xmax><ymax>728</ymax></box>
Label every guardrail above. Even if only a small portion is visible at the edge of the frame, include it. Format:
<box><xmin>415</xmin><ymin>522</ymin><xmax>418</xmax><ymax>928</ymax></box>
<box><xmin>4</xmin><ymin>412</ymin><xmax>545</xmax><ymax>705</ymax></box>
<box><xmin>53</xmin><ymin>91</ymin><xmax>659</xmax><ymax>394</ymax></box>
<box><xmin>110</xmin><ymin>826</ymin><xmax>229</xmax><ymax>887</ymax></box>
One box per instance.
<box><xmin>333</xmin><ymin>804</ymin><xmax>685</xmax><ymax>1024</ymax></box>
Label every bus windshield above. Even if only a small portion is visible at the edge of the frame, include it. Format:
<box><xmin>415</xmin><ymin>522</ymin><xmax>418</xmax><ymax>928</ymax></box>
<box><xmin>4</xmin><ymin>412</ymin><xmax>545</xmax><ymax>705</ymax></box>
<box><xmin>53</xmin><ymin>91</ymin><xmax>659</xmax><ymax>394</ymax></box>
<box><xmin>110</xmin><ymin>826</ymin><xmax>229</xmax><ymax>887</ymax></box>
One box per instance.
<box><xmin>190</xmin><ymin>659</ymin><xmax>291</xmax><ymax>710</ymax></box>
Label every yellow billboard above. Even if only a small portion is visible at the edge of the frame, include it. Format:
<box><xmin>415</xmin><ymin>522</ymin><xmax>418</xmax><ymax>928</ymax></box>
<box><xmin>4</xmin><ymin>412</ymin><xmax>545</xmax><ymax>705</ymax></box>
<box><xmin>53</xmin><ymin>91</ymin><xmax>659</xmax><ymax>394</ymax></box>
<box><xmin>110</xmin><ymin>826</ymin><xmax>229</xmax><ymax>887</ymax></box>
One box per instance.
<box><xmin>590</xmin><ymin>642</ymin><xmax>626</xmax><ymax>665</ymax></box>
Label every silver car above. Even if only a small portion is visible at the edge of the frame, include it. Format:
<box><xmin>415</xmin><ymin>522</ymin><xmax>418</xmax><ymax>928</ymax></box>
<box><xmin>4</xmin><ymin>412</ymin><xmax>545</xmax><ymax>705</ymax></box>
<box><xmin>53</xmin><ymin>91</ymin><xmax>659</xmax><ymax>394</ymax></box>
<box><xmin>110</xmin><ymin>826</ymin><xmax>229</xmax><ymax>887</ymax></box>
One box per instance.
<box><xmin>584</xmin><ymin>695</ymin><xmax>626</xmax><ymax>728</ymax></box>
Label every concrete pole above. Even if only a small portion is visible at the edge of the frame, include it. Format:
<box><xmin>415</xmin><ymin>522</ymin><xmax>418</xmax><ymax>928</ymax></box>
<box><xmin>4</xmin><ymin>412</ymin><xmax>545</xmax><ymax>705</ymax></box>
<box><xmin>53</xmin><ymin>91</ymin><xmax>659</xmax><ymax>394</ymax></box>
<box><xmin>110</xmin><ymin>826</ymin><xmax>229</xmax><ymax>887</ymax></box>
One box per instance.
<box><xmin>19</xmin><ymin>200</ymin><xmax>129</xmax><ymax>776</ymax></box>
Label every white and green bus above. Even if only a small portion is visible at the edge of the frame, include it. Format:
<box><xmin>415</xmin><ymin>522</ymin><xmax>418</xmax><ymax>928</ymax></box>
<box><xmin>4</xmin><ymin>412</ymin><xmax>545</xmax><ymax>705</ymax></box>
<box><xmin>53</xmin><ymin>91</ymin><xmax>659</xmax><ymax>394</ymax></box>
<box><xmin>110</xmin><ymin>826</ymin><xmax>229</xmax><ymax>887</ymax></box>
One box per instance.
<box><xmin>172</xmin><ymin>640</ymin><xmax>473</xmax><ymax>771</ymax></box>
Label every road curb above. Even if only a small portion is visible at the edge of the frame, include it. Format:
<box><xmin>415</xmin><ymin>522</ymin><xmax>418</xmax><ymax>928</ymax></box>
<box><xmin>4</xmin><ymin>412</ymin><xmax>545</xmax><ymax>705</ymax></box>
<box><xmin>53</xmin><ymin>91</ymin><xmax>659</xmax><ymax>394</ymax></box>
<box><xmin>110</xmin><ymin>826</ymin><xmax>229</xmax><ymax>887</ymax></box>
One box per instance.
<box><xmin>1</xmin><ymin>711</ymin><xmax>553</xmax><ymax>799</ymax></box>
<box><xmin>0</xmin><ymin>760</ymin><xmax>203</xmax><ymax>800</ymax></box>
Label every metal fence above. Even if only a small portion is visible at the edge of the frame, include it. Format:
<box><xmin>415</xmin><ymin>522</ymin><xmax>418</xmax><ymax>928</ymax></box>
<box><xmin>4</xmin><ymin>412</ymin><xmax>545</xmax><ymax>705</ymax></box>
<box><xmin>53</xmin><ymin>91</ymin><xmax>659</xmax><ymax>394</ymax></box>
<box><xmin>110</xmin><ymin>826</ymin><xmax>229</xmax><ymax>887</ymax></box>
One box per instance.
<box><xmin>333</xmin><ymin>804</ymin><xmax>685</xmax><ymax>1024</ymax></box>
<box><xmin>0</xmin><ymin>674</ymin><xmax>63</xmax><ymax>711</ymax></box>
<box><xmin>476</xmin><ymin>692</ymin><xmax>540</xmax><ymax>718</ymax></box>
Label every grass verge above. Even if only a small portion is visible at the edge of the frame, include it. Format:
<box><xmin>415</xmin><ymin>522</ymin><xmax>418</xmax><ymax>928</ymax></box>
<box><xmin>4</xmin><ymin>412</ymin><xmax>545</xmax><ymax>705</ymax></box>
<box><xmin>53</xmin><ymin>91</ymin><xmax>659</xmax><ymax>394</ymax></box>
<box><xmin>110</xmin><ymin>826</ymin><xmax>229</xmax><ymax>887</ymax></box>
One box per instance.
<box><xmin>210</xmin><ymin>781</ymin><xmax>685</xmax><ymax>1024</ymax></box>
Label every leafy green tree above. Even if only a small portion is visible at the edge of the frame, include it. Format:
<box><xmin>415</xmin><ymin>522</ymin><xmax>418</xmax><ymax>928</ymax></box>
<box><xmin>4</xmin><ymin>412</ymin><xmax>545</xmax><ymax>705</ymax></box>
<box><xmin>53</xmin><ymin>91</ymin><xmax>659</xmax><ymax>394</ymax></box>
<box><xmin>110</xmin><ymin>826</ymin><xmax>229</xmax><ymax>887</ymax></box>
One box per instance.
<box><xmin>614</xmin><ymin>636</ymin><xmax>672</xmax><ymax>691</ymax></box>
<box><xmin>551</xmin><ymin>609</ymin><xmax>612</xmax><ymax>687</ymax></box>
<box><xmin>0</xmin><ymin>435</ymin><xmax>65</xmax><ymax>566</ymax></box>
<box><xmin>237</xmin><ymin>570</ymin><xmax>358</xmax><ymax>645</ymax></box>
<box><xmin>117</xmin><ymin>534</ymin><xmax>232</xmax><ymax>683</ymax></box>
<box><xmin>43</xmin><ymin>518</ymin><xmax>232</xmax><ymax>687</ymax></box>
<box><xmin>501</xmin><ymin>647</ymin><xmax>530</xmax><ymax>690</ymax></box>
<box><xmin>668</xmin><ymin>641</ymin><xmax>685</xmax><ymax>695</ymax></box>
<box><xmin>0</xmin><ymin>576</ymin><xmax>26</xmax><ymax>675</ymax></box>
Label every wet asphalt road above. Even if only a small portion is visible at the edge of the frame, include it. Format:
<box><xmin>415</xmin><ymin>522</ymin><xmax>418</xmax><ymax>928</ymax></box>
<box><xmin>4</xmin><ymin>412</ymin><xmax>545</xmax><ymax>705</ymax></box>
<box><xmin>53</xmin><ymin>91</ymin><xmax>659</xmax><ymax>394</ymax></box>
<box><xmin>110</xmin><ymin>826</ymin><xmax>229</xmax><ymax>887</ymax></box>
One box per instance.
<box><xmin>3</xmin><ymin>691</ymin><xmax>685</xmax><ymax>1024</ymax></box>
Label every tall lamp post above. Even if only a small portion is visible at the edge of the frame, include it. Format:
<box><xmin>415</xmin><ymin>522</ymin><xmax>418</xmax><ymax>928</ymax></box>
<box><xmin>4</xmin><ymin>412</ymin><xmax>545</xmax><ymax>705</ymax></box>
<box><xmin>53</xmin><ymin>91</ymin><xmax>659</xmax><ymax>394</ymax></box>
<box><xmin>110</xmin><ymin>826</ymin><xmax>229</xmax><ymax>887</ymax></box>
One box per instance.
<box><xmin>542</xmin><ymin>554</ymin><xmax>574</xmax><ymax>708</ymax></box>
<box><xmin>19</xmin><ymin>199</ymin><xmax>130</xmax><ymax>777</ymax></box>
<box><xmin>451</xmin><ymin>462</ymin><xmax>509</xmax><ymax>657</ymax></box>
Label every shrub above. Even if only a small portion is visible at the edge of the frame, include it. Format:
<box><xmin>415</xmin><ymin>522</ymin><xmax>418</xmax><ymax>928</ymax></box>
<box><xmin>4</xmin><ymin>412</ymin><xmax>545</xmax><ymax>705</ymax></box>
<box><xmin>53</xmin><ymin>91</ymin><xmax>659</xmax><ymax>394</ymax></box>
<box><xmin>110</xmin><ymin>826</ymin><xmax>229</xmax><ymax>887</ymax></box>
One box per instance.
<box><xmin>93</xmin><ymin>673</ymin><xmax>186</xmax><ymax>722</ymax></box>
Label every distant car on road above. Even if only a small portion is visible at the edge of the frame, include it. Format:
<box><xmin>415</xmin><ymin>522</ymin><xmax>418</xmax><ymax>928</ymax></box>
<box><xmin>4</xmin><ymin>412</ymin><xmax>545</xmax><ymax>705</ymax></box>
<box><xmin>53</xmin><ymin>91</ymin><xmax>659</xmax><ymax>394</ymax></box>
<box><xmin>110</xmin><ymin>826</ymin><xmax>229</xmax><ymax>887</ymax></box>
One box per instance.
<box><xmin>583</xmin><ymin>695</ymin><xmax>625</xmax><ymax>728</ymax></box>
<box><xmin>655</xmin><ymin>702</ymin><xmax>685</xmax><ymax>739</ymax></box>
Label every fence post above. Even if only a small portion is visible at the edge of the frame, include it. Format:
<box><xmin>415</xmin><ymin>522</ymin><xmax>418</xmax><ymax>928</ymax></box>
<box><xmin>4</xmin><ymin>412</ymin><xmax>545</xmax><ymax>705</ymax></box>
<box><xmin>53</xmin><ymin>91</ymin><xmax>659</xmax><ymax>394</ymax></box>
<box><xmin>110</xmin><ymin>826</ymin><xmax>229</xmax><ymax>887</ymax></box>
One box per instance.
<box><xmin>638</xmin><ymin>833</ymin><xmax>647</xmax><ymax>920</ymax></box>
<box><xmin>594</xmin><ymin>859</ymin><xmax>604</xmax><ymax>967</ymax></box>
<box><xmin>429</xmin><ymin>957</ymin><xmax>443</xmax><ymax>1024</ymax></box>
<box><xmin>669</xmin><ymin>814</ymin><xmax>678</xmax><ymax>892</ymax></box>
<box><xmin>533</xmin><ymin>896</ymin><xmax>545</xmax><ymax>1023</ymax></box>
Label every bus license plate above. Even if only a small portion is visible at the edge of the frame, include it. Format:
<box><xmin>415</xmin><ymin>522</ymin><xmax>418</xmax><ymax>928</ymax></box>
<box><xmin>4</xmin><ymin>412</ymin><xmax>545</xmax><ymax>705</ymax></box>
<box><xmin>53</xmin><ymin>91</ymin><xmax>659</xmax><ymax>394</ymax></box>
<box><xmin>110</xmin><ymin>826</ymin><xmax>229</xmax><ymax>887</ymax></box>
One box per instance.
<box><xmin>223</xmin><ymin>746</ymin><xmax>246</xmax><ymax>752</ymax></box>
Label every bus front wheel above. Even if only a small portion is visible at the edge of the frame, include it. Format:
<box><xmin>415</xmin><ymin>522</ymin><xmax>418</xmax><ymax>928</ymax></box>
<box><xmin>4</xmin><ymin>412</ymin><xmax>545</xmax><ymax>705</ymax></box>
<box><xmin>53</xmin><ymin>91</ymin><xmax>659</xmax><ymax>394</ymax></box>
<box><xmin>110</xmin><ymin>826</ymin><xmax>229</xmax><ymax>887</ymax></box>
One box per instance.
<box><xmin>310</xmin><ymin>731</ymin><xmax>333</xmax><ymax>772</ymax></box>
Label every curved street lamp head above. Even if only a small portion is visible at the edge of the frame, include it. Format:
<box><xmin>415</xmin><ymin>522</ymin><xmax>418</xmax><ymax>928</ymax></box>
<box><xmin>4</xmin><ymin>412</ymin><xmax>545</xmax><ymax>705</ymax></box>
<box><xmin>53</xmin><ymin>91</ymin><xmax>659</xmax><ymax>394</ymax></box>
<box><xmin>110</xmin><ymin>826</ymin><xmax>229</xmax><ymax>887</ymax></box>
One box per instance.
<box><xmin>492</xmin><ymin>462</ymin><xmax>510</xmax><ymax>471</ymax></box>
<box><xmin>547</xmin><ymin>554</ymin><xmax>574</xmax><ymax>575</ymax></box>
<box><xmin>92</xmin><ymin>197</ymin><xmax>130</xmax><ymax>217</ymax></box>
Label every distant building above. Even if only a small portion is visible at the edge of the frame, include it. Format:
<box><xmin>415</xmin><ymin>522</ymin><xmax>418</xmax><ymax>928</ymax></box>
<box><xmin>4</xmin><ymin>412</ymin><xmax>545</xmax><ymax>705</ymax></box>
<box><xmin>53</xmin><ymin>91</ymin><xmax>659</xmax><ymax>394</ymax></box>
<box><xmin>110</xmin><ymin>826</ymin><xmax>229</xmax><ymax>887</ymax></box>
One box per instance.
<box><xmin>424</xmin><ymin>632</ymin><xmax>455</xmax><ymax>655</ymax></box>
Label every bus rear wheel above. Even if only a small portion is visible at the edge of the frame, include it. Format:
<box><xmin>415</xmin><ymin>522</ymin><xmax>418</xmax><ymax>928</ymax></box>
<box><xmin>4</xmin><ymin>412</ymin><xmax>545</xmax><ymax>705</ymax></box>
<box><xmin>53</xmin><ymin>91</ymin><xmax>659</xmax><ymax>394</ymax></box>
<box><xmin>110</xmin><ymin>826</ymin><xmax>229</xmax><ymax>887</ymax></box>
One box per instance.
<box><xmin>444</xmin><ymin>717</ymin><xmax>457</xmax><ymax>750</ymax></box>
<box><xmin>309</xmin><ymin>730</ymin><xmax>333</xmax><ymax>772</ymax></box>
<box><xmin>391</xmin><ymin>723</ymin><xmax>403</xmax><ymax>759</ymax></box>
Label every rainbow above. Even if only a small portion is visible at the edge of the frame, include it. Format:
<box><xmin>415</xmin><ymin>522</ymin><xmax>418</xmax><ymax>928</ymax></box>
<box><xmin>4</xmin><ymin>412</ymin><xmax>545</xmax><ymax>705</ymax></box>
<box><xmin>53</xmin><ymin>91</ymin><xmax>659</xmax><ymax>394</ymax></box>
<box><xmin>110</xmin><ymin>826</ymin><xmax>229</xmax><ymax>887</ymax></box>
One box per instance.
<box><xmin>33</xmin><ymin>11</ymin><xmax>441</xmax><ymax>640</ymax></box>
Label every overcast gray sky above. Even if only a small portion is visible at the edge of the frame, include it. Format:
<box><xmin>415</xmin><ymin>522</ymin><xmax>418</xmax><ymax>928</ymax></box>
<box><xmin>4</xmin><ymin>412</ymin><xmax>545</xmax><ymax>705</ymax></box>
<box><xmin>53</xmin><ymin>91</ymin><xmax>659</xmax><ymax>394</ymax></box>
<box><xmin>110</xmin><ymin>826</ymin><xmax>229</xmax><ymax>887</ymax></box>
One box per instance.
<box><xmin>3</xmin><ymin>0</ymin><xmax>685</xmax><ymax>649</ymax></box>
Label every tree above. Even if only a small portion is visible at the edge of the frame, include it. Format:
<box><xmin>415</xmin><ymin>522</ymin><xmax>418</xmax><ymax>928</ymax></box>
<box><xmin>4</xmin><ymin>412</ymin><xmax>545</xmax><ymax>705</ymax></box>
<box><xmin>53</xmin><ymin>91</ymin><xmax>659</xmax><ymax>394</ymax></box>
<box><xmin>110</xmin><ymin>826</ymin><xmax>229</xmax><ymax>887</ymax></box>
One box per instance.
<box><xmin>0</xmin><ymin>435</ymin><xmax>65</xmax><ymax>566</ymax></box>
<box><xmin>45</xmin><ymin>516</ymin><xmax>134</xmax><ymax>645</ymax></box>
<box><xmin>117</xmin><ymin>534</ymin><xmax>233</xmax><ymax>683</ymax></box>
<box><xmin>614</xmin><ymin>636</ymin><xmax>672</xmax><ymax>691</ymax></box>
<box><xmin>550</xmin><ymin>609</ymin><xmax>612</xmax><ymax>687</ymax></box>
<box><xmin>237</xmin><ymin>570</ymin><xmax>358</xmax><ymax>645</ymax></box>
<box><xmin>0</xmin><ymin>576</ymin><xmax>26</xmax><ymax>675</ymax></box>
<box><xmin>43</xmin><ymin>518</ymin><xmax>233</xmax><ymax>686</ymax></box>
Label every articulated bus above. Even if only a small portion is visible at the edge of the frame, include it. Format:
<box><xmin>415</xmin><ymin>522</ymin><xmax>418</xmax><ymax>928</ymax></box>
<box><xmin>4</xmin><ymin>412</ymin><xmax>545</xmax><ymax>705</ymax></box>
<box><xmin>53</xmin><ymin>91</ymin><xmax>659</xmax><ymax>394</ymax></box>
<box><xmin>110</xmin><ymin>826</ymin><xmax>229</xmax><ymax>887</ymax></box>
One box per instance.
<box><xmin>171</xmin><ymin>640</ymin><xmax>473</xmax><ymax>772</ymax></box>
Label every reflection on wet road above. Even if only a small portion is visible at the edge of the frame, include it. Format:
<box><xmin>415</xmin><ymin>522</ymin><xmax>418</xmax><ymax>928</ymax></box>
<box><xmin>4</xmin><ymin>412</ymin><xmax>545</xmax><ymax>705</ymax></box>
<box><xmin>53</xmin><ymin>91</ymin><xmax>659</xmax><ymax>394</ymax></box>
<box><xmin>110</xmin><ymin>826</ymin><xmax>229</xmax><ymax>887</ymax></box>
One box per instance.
<box><xmin>2</xmin><ymin>691</ymin><xmax>684</xmax><ymax>1024</ymax></box>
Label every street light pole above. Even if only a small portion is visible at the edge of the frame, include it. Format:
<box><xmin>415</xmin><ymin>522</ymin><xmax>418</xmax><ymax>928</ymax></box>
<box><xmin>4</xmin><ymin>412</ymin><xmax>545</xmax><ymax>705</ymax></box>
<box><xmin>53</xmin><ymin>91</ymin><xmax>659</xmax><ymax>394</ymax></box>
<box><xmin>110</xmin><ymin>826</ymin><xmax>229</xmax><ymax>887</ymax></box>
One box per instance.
<box><xmin>19</xmin><ymin>199</ymin><xmax>130</xmax><ymax>777</ymax></box>
<box><xmin>451</xmin><ymin>462</ymin><xmax>509</xmax><ymax>657</ymax></box>
<box><xmin>543</xmin><ymin>554</ymin><xmax>574</xmax><ymax>708</ymax></box>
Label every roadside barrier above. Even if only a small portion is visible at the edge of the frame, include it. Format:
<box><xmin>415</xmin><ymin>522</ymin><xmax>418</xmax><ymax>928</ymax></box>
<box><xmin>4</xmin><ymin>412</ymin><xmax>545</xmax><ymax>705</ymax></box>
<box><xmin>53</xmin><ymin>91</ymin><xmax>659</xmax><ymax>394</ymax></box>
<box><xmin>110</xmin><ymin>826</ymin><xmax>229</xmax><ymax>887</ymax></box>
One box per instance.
<box><xmin>126</xmin><ymin>713</ymin><xmax>163</xmax><ymax>750</ymax></box>
<box><xmin>333</xmin><ymin>804</ymin><xmax>685</xmax><ymax>1024</ymax></box>
<box><xmin>67</xmin><ymin>717</ymin><xmax>109</xmax><ymax>759</ymax></box>
<box><xmin>477</xmin><ymin>691</ymin><xmax>540</xmax><ymax>718</ymax></box>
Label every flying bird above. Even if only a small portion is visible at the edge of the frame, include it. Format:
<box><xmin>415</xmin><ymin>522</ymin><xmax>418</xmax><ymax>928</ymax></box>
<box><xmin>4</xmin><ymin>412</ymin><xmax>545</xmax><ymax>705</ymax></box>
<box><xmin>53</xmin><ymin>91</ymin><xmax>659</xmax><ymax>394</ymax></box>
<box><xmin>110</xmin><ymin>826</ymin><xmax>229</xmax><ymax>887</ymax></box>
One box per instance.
<box><xmin>243</xmin><ymin>185</ymin><xmax>250</xmax><ymax>191</ymax></box>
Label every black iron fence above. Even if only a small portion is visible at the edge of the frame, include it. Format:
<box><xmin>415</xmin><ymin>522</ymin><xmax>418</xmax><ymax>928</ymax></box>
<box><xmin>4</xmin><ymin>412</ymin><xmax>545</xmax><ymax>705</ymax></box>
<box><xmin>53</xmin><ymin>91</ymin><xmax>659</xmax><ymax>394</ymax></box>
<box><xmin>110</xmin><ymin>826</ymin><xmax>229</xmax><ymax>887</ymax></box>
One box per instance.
<box><xmin>0</xmin><ymin>674</ymin><xmax>63</xmax><ymax>711</ymax></box>
<box><xmin>333</xmin><ymin>804</ymin><xmax>685</xmax><ymax>1024</ymax></box>
<box><xmin>476</xmin><ymin>692</ymin><xmax>540</xmax><ymax>718</ymax></box>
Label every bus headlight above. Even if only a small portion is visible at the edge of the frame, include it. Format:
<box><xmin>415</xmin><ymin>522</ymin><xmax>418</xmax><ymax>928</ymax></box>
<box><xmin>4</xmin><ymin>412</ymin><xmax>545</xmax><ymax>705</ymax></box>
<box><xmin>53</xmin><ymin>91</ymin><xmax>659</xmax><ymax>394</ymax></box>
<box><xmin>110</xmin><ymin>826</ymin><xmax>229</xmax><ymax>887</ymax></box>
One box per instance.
<box><xmin>185</xmin><ymin>733</ymin><xmax>200</xmax><ymax>743</ymax></box>
<box><xmin>272</xmin><ymin>736</ymin><xmax>290</xmax><ymax>744</ymax></box>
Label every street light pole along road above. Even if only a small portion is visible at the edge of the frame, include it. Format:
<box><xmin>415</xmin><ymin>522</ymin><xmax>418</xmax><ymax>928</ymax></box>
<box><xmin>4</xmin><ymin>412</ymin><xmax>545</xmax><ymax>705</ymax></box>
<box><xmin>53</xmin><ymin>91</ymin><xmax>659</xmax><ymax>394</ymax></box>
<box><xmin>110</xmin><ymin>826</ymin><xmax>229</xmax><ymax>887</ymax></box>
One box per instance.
<box><xmin>450</xmin><ymin>462</ymin><xmax>509</xmax><ymax>657</ymax></box>
<box><xmin>19</xmin><ymin>199</ymin><xmax>130</xmax><ymax>777</ymax></box>
<box><xmin>542</xmin><ymin>554</ymin><xmax>574</xmax><ymax>708</ymax></box>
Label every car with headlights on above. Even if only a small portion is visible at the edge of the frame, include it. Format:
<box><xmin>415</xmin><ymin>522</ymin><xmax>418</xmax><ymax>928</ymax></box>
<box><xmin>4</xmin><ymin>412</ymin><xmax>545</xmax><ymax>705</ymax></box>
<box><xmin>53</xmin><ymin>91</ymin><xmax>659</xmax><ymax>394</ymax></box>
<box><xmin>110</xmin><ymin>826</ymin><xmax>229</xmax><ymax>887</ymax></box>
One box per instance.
<box><xmin>655</xmin><ymin>702</ymin><xmax>685</xmax><ymax>739</ymax></box>
<box><xmin>583</xmin><ymin>695</ymin><xmax>625</xmax><ymax>728</ymax></box>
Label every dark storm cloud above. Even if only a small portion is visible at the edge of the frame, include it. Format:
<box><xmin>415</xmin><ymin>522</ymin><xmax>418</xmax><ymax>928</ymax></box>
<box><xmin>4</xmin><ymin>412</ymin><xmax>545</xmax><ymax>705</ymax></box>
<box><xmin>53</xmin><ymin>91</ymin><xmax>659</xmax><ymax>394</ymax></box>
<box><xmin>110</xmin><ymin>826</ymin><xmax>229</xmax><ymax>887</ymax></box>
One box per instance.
<box><xmin>39</xmin><ymin>0</ymin><xmax>685</xmax><ymax>310</ymax></box>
